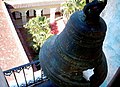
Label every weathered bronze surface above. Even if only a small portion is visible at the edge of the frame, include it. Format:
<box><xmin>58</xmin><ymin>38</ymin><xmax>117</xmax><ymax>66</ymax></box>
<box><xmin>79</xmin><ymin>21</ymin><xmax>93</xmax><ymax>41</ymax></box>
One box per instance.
<box><xmin>39</xmin><ymin>0</ymin><xmax>108</xmax><ymax>87</ymax></box>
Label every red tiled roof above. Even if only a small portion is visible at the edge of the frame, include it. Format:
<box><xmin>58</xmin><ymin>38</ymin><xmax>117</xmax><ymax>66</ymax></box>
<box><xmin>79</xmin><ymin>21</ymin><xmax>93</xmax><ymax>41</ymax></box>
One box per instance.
<box><xmin>5</xmin><ymin>0</ymin><xmax>67</xmax><ymax>9</ymax></box>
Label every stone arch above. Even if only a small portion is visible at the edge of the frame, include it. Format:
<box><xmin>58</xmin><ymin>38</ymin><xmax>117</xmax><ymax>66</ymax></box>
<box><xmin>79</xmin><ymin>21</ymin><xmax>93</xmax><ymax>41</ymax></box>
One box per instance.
<box><xmin>26</xmin><ymin>9</ymin><xmax>36</xmax><ymax>18</ymax></box>
<box><xmin>35</xmin><ymin>9</ymin><xmax>44</xmax><ymax>17</ymax></box>
<box><xmin>12</xmin><ymin>11</ymin><xmax>22</xmax><ymax>20</ymax></box>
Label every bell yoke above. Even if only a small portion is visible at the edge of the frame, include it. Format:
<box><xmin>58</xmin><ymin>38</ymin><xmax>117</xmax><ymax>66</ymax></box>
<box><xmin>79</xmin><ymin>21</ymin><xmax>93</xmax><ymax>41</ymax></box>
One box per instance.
<box><xmin>39</xmin><ymin>0</ymin><xmax>108</xmax><ymax>87</ymax></box>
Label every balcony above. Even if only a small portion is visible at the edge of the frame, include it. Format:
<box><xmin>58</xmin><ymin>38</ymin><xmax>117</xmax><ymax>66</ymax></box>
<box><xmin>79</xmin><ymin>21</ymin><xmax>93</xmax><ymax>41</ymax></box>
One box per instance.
<box><xmin>3</xmin><ymin>60</ymin><xmax>48</xmax><ymax>87</ymax></box>
<box><xmin>0</xmin><ymin>0</ymin><xmax>120</xmax><ymax>87</ymax></box>
<box><xmin>1</xmin><ymin>60</ymin><xmax>120</xmax><ymax>87</ymax></box>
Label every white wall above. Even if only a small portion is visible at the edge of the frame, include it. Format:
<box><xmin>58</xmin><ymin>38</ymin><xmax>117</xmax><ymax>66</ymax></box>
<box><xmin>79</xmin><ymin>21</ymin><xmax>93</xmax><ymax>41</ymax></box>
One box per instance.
<box><xmin>101</xmin><ymin>0</ymin><xmax>120</xmax><ymax>86</ymax></box>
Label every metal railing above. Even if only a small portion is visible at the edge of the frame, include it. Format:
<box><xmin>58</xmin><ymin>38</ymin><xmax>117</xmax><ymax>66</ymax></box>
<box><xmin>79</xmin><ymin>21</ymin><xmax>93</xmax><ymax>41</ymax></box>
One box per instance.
<box><xmin>3</xmin><ymin>60</ymin><xmax>48</xmax><ymax>87</ymax></box>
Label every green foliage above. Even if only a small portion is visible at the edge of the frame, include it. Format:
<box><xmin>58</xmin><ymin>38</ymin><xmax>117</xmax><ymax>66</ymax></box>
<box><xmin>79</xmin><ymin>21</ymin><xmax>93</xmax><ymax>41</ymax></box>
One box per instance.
<box><xmin>24</xmin><ymin>16</ymin><xmax>53</xmax><ymax>53</ymax></box>
<box><xmin>62</xmin><ymin>0</ymin><xmax>86</xmax><ymax>20</ymax></box>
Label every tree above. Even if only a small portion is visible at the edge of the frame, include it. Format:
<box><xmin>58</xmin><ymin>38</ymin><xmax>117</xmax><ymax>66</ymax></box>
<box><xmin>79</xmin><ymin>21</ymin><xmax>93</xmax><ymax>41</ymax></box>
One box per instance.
<box><xmin>62</xmin><ymin>0</ymin><xmax>86</xmax><ymax>20</ymax></box>
<box><xmin>24</xmin><ymin>16</ymin><xmax>53</xmax><ymax>53</ymax></box>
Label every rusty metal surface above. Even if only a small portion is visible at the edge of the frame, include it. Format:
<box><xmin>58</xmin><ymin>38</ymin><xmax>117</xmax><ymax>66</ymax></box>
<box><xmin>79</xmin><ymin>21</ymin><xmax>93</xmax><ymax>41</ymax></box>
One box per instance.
<box><xmin>39</xmin><ymin>0</ymin><xmax>108</xmax><ymax>87</ymax></box>
<box><xmin>39</xmin><ymin>12</ymin><xmax>107</xmax><ymax>87</ymax></box>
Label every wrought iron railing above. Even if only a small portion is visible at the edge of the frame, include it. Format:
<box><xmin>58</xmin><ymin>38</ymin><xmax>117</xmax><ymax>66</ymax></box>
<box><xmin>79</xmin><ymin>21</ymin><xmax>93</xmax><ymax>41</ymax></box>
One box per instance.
<box><xmin>3</xmin><ymin>60</ymin><xmax>48</xmax><ymax>87</ymax></box>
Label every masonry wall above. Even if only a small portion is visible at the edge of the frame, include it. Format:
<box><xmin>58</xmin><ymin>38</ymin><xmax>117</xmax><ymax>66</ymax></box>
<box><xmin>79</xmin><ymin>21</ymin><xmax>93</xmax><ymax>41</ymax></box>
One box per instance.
<box><xmin>0</xmin><ymin>1</ymin><xmax>29</xmax><ymax>71</ymax></box>
<box><xmin>100</xmin><ymin>0</ymin><xmax>120</xmax><ymax>86</ymax></box>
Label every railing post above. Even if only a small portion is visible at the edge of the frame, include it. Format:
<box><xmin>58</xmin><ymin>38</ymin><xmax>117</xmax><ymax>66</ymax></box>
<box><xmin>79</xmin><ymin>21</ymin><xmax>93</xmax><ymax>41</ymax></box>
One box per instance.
<box><xmin>0</xmin><ymin>67</ymin><xmax>8</xmax><ymax>87</ymax></box>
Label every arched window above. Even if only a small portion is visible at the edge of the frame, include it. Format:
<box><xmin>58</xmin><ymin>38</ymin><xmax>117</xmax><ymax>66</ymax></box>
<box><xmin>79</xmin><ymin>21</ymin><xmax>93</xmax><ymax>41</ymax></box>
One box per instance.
<box><xmin>12</xmin><ymin>11</ymin><xmax>22</xmax><ymax>20</ymax></box>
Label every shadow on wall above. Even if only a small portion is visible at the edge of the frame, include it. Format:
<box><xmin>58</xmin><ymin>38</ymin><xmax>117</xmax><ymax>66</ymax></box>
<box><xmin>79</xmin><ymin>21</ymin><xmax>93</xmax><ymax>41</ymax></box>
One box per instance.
<box><xmin>101</xmin><ymin>0</ymin><xmax>120</xmax><ymax>86</ymax></box>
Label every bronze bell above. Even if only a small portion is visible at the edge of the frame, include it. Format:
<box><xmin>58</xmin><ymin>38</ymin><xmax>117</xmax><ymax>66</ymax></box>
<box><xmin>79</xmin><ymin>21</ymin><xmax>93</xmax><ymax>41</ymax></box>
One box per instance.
<box><xmin>39</xmin><ymin>0</ymin><xmax>108</xmax><ymax>87</ymax></box>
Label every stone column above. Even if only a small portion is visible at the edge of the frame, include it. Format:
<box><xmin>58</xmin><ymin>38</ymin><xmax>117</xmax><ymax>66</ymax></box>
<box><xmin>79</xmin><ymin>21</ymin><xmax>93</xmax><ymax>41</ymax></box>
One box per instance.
<box><xmin>29</xmin><ymin>9</ymin><xmax>34</xmax><ymax>17</ymax></box>
<box><xmin>21</xmin><ymin>11</ymin><xmax>27</xmax><ymax>25</ymax></box>
<box><xmin>43</xmin><ymin>8</ymin><xmax>50</xmax><ymax>15</ymax></box>
<box><xmin>36</xmin><ymin>9</ymin><xmax>43</xmax><ymax>16</ymax></box>
<box><xmin>0</xmin><ymin>68</ymin><xmax>8</xmax><ymax>87</ymax></box>
<box><xmin>50</xmin><ymin>8</ymin><xmax>56</xmax><ymax>23</ymax></box>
